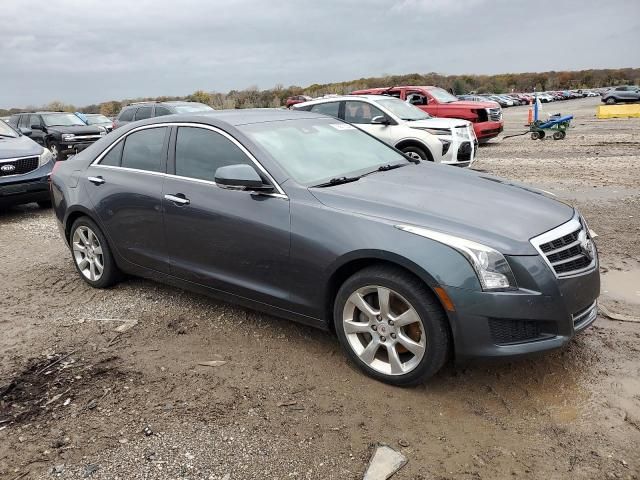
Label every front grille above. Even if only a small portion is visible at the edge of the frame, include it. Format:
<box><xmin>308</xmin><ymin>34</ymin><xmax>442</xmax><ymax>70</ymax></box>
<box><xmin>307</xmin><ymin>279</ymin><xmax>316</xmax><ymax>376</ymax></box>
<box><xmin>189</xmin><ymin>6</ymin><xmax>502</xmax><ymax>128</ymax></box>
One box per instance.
<box><xmin>531</xmin><ymin>216</ymin><xmax>596</xmax><ymax>277</ymax></box>
<box><xmin>489</xmin><ymin>319</ymin><xmax>557</xmax><ymax>345</ymax></box>
<box><xmin>0</xmin><ymin>156</ymin><xmax>39</xmax><ymax>177</ymax></box>
<box><xmin>457</xmin><ymin>142</ymin><xmax>472</xmax><ymax>161</ymax></box>
<box><xmin>487</xmin><ymin>108</ymin><xmax>502</xmax><ymax>121</ymax></box>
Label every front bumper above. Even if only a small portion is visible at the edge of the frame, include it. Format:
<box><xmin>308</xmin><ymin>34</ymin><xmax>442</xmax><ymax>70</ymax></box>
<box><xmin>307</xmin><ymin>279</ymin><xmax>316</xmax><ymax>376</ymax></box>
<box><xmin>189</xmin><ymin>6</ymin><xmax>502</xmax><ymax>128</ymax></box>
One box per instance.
<box><xmin>442</xmin><ymin>254</ymin><xmax>600</xmax><ymax>361</ymax></box>
<box><xmin>60</xmin><ymin>141</ymin><xmax>95</xmax><ymax>156</ymax></box>
<box><xmin>473</xmin><ymin>121</ymin><xmax>503</xmax><ymax>140</ymax></box>
<box><xmin>0</xmin><ymin>161</ymin><xmax>53</xmax><ymax>207</ymax></box>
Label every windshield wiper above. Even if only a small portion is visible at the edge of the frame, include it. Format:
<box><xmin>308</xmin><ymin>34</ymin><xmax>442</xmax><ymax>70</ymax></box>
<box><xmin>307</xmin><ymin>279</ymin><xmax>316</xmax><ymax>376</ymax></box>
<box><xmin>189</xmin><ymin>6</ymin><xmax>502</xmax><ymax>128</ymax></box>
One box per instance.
<box><xmin>312</xmin><ymin>176</ymin><xmax>361</xmax><ymax>188</ymax></box>
<box><xmin>0</xmin><ymin>134</ymin><xmax>17</xmax><ymax>138</ymax></box>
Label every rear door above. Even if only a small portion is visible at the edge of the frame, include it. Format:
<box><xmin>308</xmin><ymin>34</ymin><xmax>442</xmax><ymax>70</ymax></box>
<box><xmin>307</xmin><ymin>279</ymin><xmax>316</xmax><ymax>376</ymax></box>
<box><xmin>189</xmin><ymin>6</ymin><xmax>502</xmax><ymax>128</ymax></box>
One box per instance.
<box><xmin>84</xmin><ymin>125</ymin><xmax>170</xmax><ymax>273</ymax></box>
<box><xmin>162</xmin><ymin>124</ymin><xmax>291</xmax><ymax>307</ymax></box>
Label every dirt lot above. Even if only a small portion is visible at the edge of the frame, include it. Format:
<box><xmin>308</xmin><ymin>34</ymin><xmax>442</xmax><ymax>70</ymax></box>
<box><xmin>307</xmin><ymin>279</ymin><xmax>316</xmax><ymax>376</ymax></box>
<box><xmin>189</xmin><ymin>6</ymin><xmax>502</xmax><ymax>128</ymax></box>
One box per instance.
<box><xmin>1</xmin><ymin>97</ymin><xmax>639</xmax><ymax>480</ymax></box>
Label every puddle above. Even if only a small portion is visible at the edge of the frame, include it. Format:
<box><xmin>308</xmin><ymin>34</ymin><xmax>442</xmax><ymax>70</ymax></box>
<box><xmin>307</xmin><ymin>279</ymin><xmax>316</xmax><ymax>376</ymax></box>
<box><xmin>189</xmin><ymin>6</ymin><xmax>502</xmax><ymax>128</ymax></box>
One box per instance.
<box><xmin>602</xmin><ymin>269</ymin><xmax>640</xmax><ymax>305</ymax></box>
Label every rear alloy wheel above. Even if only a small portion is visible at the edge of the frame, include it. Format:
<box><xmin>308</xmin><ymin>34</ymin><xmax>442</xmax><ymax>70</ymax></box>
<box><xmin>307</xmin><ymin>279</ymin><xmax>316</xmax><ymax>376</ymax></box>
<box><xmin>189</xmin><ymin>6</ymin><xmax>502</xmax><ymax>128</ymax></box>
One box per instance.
<box><xmin>605</xmin><ymin>97</ymin><xmax>616</xmax><ymax>105</ymax></box>
<box><xmin>401</xmin><ymin>145</ymin><xmax>429</xmax><ymax>161</ymax></box>
<box><xmin>70</xmin><ymin>217</ymin><xmax>120</xmax><ymax>288</ymax></box>
<box><xmin>334</xmin><ymin>266</ymin><xmax>450</xmax><ymax>385</ymax></box>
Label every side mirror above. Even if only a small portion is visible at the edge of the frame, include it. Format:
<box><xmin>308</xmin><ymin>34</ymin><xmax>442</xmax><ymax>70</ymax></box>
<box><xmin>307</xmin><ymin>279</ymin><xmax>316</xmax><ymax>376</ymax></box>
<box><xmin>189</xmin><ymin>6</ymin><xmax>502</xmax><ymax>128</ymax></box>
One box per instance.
<box><xmin>371</xmin><ymin>116</ymin><xmax>390</xmax><ymax>125</ymax></box>
<box><xmin>19</xmin><ymin>127</ymin><xmax>33</xmax><ymax>136</ymax></box>
<box><xmin>31</xmin><ymin>124</ymin><xmax>43</xmax><ymax>131</ymax></box>
<box><xmin>214</xmin><ymin>164</ymin><xmax>274</xmax><ymax>192</ymax></box>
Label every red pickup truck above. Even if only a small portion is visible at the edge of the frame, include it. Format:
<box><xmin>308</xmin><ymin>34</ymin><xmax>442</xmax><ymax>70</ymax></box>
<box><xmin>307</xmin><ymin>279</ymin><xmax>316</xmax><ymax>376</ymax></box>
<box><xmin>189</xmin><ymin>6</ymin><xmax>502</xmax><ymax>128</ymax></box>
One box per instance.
<box><xmin>350</xmin><ymin>86</ymin><xmax>503</xmax><ymax>142</ymax></box>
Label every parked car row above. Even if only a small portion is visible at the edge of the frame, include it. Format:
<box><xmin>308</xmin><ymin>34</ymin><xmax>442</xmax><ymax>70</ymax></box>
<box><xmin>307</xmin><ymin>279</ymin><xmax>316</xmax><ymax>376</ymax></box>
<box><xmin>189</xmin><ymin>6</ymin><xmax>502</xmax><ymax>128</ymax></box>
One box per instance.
<box><xmin>459</xmin><ymin>89</ymin><xmax>604</xmax><ymax>107</ymax></box>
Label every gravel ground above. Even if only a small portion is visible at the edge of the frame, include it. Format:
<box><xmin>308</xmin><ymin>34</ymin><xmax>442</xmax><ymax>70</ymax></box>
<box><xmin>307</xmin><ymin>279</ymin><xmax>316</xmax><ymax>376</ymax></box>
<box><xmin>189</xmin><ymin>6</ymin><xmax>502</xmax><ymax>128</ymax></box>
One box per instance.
<box><xmin>1</xmin><ymin>97</ymin><xmax>639</xmax><ymax>480</ymax></box>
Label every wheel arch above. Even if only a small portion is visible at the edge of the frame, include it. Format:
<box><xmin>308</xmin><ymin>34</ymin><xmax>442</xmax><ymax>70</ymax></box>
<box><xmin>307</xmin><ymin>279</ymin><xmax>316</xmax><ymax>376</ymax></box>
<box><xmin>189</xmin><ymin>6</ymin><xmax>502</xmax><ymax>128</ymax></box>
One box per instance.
<box><xmin>63</xmin><ymin>206</ymin><xmax>100</xmax><ymax>243</ymax></box>
<box><xmin>323</xmin><ymin>251</ymin><xmax>453</xmax><ymax>339</ymax></box>
<box><xmin>395</xmin><ymin>139</ymin><xmax>435</xmax><ymax>162</ymax></box>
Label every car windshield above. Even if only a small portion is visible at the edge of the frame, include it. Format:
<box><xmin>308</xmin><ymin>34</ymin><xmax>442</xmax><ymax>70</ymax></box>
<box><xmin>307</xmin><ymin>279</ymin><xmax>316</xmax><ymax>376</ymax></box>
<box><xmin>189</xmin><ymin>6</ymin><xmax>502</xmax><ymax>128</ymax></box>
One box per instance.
<box><xmin>428</xmin><ymin>87</ymin><xmax>459</xmax><ymax>103</ymax></box>
<box><xmin>240</xmin><ymin>118</ymin><xmax>409</xmax><ymax>186</ymax></box>
<box><xmin>172</xmin><ymin>103</ymin><xmax>214</xmax><ymax>113</ymax></box>
<box><xmin>375</xmin><ymin>97</ymin><xmax>431</xmax><ymax>121</ymax></box>
<box><xmin>42</xmin><ymin>113</ymin><xmax>86</xmax><ymax>127</ymax></box>
<box><xmin>0</xmin><ymin>120</ymin><xmax>18</xmax><ymax>137</ymax></box>
<box><xmin>87</xmin><ymin>115</ymin><xmax>110</xmax><ymax>124</ymax></box>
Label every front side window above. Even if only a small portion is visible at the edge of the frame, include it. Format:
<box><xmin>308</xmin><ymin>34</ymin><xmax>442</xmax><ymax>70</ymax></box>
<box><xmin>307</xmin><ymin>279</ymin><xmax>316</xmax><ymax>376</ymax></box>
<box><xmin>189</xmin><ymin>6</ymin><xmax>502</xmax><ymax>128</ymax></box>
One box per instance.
<box><xmin>175</xmin><ymin>127</ymin><xmax>252</xmax><ymax>182</ymax></box>
<box><xmin>121</xmin><ymin>127</ymin><xmax>167</xmax><ymax>172</ymax></box>
<box><xmin>118</xmin><ymin>108</ymin><xmax>135</xmax><ymax>122</ymax></box>
<box><xmin>344</xmin><ymin>101</ymin><xmax>385</xmax><ymax>124</ymax></box>
<box><xmin>155</xmin><ymin>106</ymin><xmax>172</xmax><ymax>116</ymax></box>
<box><xmin>87</xmin><ymin>115</ymin><xmax>110</xmax><ymax>125</ymax></box>
<box><xmin>134</xmin><ymin>106</ymin><xmax>153</xmax><ymax>120</ymax></box>
<box><xmin>240</xmin><ymin>118</ymin><xmax>408</xmax><ymax>186</ymax></box>
<box><xmin>310</xmin><ymin>102</ymin><xmax>340</xmax><ymax>118</ymax></box>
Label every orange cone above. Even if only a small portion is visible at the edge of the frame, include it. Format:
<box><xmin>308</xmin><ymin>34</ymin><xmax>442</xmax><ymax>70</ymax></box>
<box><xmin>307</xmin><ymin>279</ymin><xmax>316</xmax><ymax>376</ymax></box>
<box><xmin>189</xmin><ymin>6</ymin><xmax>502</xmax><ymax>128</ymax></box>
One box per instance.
<box><xmin>527</xmin><ymin>104</ymin><xmax>533</xmax><ymax>126</ymax></box>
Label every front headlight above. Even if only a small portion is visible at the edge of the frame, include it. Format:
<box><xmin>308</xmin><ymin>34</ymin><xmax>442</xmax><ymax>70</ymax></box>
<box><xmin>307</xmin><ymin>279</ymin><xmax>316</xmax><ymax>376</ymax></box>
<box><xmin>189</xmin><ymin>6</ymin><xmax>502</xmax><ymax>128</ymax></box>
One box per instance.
<box><xmin>413</xmin><ymin>127</ymin><xmax>450</xmax><ymax>136</ymax></box>
<box><xmin>395</xmin><ymin>224</ymin><xmax>517</xmax><ymax>291</ymax></box>
<box><xmin>62</xmin><ymin>133</ymin><xmax>74</xmax><ymax>141</ymax></box>
<box><xmin>39</xmin><ymin>148</ymin><xmax>53</xmax><ymax>167</ymax></box>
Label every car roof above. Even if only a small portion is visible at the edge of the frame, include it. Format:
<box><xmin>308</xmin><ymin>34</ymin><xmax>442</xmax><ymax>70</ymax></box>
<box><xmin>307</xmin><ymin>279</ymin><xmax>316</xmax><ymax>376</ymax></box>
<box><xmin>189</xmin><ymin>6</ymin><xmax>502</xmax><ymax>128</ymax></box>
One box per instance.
<box><xmin>129</xmin><ymin>108</ymin><xmax>326</xmax><ymax>127</ymax></box>
<box><xmin>298</xmin><ymin>95</ymin><xmax>401</xmax><ymax>105</ymax></box>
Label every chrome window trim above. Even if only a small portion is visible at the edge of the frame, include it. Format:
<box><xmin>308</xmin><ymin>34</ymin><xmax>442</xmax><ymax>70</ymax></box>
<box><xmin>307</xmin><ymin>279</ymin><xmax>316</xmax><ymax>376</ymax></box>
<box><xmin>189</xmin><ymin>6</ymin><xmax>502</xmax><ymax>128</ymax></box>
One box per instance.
<box><xmin>530</xmin><ymin>214</ymin><xmax>597</xmax><ymax>279</ymax></box>
<box><xmin>90</xmin><ymin>122</ymin><xmax>288</xmax><ymax>199</ymax></box>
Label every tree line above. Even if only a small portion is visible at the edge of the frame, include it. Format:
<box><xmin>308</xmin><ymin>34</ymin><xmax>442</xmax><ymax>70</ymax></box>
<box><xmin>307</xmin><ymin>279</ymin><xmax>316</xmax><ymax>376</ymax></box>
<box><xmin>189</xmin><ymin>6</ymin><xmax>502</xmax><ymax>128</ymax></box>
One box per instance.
<box><xmin>2</xmin><ymin>67</ymin><xmax>638</xmax><ymax>117</ymax></box>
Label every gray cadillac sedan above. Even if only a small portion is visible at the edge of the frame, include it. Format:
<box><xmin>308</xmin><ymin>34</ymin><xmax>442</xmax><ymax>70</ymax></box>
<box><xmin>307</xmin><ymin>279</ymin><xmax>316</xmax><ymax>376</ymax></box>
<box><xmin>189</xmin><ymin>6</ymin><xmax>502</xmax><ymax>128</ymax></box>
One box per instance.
<box><xmin>51</xmin><ymin>109</ymin><xmax>599</xmax><ymax>385</ymax></box>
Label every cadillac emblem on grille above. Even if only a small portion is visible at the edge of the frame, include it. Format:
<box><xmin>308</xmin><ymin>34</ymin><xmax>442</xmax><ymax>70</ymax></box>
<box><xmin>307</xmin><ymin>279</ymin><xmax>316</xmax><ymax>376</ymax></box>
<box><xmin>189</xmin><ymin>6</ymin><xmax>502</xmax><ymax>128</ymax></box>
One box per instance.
<box><xmin>1</xmin><ymin>164</ymin><xmax>16</xmax><ymax>172</ymax></box>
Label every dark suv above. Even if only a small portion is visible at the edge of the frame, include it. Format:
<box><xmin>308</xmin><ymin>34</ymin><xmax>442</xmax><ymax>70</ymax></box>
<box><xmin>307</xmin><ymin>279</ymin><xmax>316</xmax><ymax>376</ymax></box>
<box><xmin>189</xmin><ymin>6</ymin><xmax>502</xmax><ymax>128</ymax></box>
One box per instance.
<box><xmin>113</xmin><ymin>101</ymin><xmax>213</xmax><ymax>129</ymax></box>
<box><xmin>8</xmin><ymin>112</ymin><xmax>105</xmax><ymax>161</ymax></box>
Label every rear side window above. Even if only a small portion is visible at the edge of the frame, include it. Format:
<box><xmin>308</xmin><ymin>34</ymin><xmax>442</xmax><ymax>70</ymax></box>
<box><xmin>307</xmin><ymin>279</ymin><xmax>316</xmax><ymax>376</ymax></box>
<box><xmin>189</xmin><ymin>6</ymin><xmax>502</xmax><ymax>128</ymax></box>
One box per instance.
<box><xmin>175</xmin><ymin>127</ymin><xmax>252</xmax><ymax>182</ymax></box>
<box><xmin>118</xmin><ymin>108</ymin><xmax>135</xmax><ymax>122</ymax></box>
<box><xmin>121</xmin><ymin>127</ymin><xmax>167</xmax><ymax>173</ymax></box>
<box><xmin>134</xmin><ymin>106</ymin><xmax>153</xmax><ymax>120</ymax></box>
<box><xmin>100</xmin><ymin>141</ymin><xmax>124</xmax><ymax>167</ymax></box>
<box><xmin>310</xmin><ymin>102</ymin><xmax>340</xmax><ymax>118</ymax></box>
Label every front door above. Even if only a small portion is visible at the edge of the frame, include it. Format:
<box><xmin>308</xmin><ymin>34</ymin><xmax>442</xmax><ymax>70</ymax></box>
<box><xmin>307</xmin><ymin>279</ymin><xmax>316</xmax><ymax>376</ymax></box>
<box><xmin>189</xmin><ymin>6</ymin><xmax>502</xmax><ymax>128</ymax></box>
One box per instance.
<box><xmin>84</xmin><ymin>125</ymin><xmax>170</xmax><ymax>273</ymax></box>
<box><xmin>162</xmin><ymin>125</ymin><xmax>291</xmax><ymax>307</ymax></box>
<box><xmin>343</xmin><ymin>100</ymin><xmax>396</xmax><ymax>146</ymax></box>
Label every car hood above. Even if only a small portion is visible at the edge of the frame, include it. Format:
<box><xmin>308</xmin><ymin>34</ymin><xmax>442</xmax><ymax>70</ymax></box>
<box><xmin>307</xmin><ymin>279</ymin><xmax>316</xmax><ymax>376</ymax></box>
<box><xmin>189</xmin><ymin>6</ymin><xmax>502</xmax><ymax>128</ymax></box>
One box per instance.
<box><xmin>48</xmin><ymin>125</ymin><xmax>104</xmax><ymax>135</ymax></box>
<box><xmin>406</xmin><ymin>117</ymin><xmax>469</xmax><ymax>129</ymax></box>
<box><xmin>309</xmin><ymin>163</ymin><xmax>574</xmax><ymax>255</ymax></box>
<box><xmin>0</xmin><ymin>134</ymin><xmax>43</xmax><ymax>159</ymax></box>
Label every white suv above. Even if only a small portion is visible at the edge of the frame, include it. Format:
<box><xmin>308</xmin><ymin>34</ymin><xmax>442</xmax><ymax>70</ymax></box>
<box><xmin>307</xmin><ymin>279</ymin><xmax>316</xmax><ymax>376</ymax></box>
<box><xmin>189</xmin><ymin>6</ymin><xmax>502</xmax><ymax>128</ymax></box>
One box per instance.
<box><xmin>293</xmin><ymin>95</ymin><xmax>477</xmax><ymax>167</ymax></box>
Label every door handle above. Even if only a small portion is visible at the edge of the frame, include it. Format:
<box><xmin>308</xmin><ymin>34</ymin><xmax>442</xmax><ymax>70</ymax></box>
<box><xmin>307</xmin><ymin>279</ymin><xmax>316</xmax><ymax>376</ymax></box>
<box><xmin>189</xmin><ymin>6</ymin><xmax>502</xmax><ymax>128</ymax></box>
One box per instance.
<box><xmin>88</xmin><ymin>176</ymin><xmax>105</xmax><ymax>185</ymax></box>
<box><xmin>164</xmin><ymin>193</ymin><xmax>190</xmax><ymax>206</ymax></box>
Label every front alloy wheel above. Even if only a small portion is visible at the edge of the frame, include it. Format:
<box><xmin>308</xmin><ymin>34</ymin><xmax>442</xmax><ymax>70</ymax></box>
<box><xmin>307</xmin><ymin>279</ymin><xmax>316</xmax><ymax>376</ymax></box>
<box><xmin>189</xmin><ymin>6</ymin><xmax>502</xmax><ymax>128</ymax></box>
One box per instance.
<box><xmin>343</xmin><ymin>286</ymin><xmax>426</xmax><ymax>375</ymax></box>
<box><xmin>334</xmin><ymin>266</ymin><xmax>450</xmax><ymax>385</ymax></box>
<box><xmin>49</xmin><ymin>143</ymin><xmax>60</xmax><ymax>161</ymax></box>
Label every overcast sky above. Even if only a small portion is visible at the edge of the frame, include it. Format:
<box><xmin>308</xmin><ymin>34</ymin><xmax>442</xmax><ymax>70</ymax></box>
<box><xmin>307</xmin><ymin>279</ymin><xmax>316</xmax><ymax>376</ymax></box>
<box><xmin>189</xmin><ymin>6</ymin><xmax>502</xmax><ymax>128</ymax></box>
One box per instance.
<box><xmin>1</xmin><ymin>0</ymin><xmax>639</xmax><ymax>108</ymax></box>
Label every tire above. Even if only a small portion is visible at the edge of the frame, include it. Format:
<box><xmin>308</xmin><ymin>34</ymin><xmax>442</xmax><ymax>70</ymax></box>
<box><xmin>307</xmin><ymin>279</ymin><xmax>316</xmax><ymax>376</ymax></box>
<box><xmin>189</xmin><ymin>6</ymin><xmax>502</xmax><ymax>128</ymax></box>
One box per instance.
<box><xmin>531</xmin><ymin>132</ymin><xmax>540</xmax><ymax>140</ymax></box>
<box><xmin>605</xmin><ymin>97</ymin><xmax>616</xmax><ymax>105</ymax></box>
<box><xmin>553</xmin><ymin>131</ymin><xmax>563</xmax><ymax>140</ymax></box>
<box><xmin>333</xmin><ymin>265</ymin><xmax>450</xmax><ymax>386</ymax></box>
<box><xmin>401</xmin><ymin>145</ymin><xmax>431</xmax><ymax>162</ymax></box>
<box><xmin>69</xmin><ymin>216</ymin><xmax>121</xmax><ymax>288</ymax></box>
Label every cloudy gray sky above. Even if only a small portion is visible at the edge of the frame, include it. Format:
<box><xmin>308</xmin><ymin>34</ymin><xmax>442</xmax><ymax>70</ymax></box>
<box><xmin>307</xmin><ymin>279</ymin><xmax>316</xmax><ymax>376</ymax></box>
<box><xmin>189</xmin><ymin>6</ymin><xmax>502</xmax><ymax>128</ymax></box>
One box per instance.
<box><xmin>1</xmin><ymin>0</ymin><xmax>639</xmax><ymax>108</ymax></box>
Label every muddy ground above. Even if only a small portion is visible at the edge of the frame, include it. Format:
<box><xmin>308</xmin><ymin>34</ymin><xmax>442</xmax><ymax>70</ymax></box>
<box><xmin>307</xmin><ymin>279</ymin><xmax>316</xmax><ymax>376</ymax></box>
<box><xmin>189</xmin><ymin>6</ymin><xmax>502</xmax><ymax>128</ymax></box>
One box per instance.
<box><xmin>1</xmin><ymin>97</ymin><xmax>639</xmax><ymax>480</ymax></box>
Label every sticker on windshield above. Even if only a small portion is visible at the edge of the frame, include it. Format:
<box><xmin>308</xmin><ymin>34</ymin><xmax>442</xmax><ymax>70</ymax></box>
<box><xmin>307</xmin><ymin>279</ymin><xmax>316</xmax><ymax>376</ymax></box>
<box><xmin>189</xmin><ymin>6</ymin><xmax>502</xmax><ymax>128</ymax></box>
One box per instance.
<box><xmin>330</xmin><ymin>123</ymin><xmax>356</xmax><ymax>130</ymax></box>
